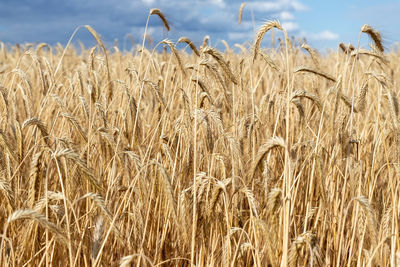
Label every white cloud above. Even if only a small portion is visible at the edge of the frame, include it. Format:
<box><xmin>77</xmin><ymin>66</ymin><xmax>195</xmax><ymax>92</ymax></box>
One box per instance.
<box><xmin>247</xmin><ymin>0</ymin><xmax>308</xmax><ymax>12</ymax></box>
<box><xmin>307</xmin><ymin>30</ymin><xmax>339</xmax><ymax>41</ymax></box>
<box><xmin>141</xmin><ymin>0</ymin><xmax>155</xmax><ymax>5</ymax></box>
<box><xmin>280</xmin><ymin>11</ymin><xmax>294</xmax><ymax>20</ymax></box>
<box><xmin>247</xmin><ymin>2</ymin><xmax>282</xmax><ymax>12</ymax></box>
<box><xmin>291</xmin><ymin>0</ymin><xmax>308</xmax><ymax>11</ymax></box>
<box><xmin>228</xmin><ymin>32</ymin><xmax>253</xmax><ymax>41</ymax></box>
<box><xmin>239</xmin><ymin>21</ymin><xmax>254</xmax><ymax>30</ymax></box>
<box><xmin>282</xmin><ymin>21</ymin><xmax>299</xmax><ymax>31</ymax></box>
<box><xmin>212</xmin><ymin>0</ymin><xmax>226</xmax><ymax>8</ymax></box>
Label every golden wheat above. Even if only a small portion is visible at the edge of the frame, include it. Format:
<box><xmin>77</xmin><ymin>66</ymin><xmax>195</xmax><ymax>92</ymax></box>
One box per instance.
<box><xmin>0</xmin><ymin>17</ymin><xmax>397</xmax><ymax>267</ymax></box>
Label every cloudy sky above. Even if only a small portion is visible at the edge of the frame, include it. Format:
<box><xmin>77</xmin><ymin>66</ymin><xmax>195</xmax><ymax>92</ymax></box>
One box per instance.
<box><xmin>0</xmin><ymin>0</ymin><xmax>399</xmax><ymax>52</ymax></box>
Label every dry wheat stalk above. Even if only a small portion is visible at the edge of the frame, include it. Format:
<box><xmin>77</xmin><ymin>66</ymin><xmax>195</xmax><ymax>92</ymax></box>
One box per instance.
<box><xmin>120</xmin><ymin>253</ymin><xmax>154</xmax><ymax>266</ymax></box>
<box><xmin>152</xmin><ymin>161</ymin><xmax>178</xmax><ymax>221</ymax></box>
<box><xmin>7</xmin><ymin>209</ymin><xmax>68</xmax><ymax>245</ymax></box>
<box><xmin>208</xmin><ymin>178</ymin><xmax>231</xmax><ymax>216</ymax></box>
<box><xmin>0</xmin><ymin>131</ymin><xmax>18</xmax><ymax>163</ymax></box>
<box><xmin>361</xmin><ymin>24</ymin><xmax>384</xmax><ymax>52</ymax></box>
<box><xmin>387</xmin><ymin>90</ymin><xmax>399</xmax><ymax>129</ymax></box>
<box><xmin>75</xmin><ymin>192</ymin><xmax>112</xmax><ymax>221</ymax></box>
<box><xmin>0</xmin><ymin>175</ymin><xmax>14</xmax><ymax>209</ymax></box>
<box><xmin>339</xmin><ymin>42</ymin><xmax>355</xmax><ymax>54</ymax></box>
<box><xmin>295</xmin><ymin>66</ymin><xmax>336</xmax><ymax>82</ymax></box>
<box><xmin>234</xmin><ymin>44</ymin><xmax>247</xmax><ymax>54</ymax></box>
<box><xmin>52</xmin><ymin>148</ymin><xmax>102</xmax><ymax>192</ymax></box>
<box><xmin>291</xmin><ymin>98</ymin><xmax>305</xmax><ymax>120</ymax></box>
<box><xmin>178</xmin><ymin>37</ymin><xmax>200</xmax><ymax>56</ymax></box>
<box><xmin>191</xmin><ymin>76</ymin><xmax>211</xmax><ymax>95</ymax></box>
<box><xmin>199</xmin><ymin>59</ymin><xmax>229</xmax><ymax>95</ymax></box>
<box><xmin>355</xmin><ymin>82</ymin><xmax>369</xmax><ymax>112</ymax></box>
<box><xmin>259</xmin><ymin>51</ymin><xmax>280</xmax><ymax>72</ymax></box>
<box><xmin>202</xmin><ymin>35</ymin><xmax>210</xmax><ymax>48</ymax></box>
<box><xmin>290</xmin><ymin>89</ymin><xmax>323</xmax><ymax>112</ymax></box>
<box><xmin>85</xmin><ymin>25</ymin><xmax>113</xmax><ymax>101</ymax></box>
<box><xmin>202</xmin><ymin>46</ymin><xmax>238</xmax><ymax>84</ymax></box>
<box><xmin>61</xmin><ymin>112</ymin><xmax>88</xmax><ymax>142</ymax></box>
<box><xmin>267</xmin><ymin>188</ymin><xmax>283</xmax><ymax>214</ymax></box>
<box><xmin>353</xmin><ymin>196</ymin><xmax>378</xmax><ymax>247</ymax></box>
<box><xmin>161</xmin><ymin>39</ymin><xmax>186</xmax><ymax>76</ymax></box>
<box><xmin>288</xmin><ymin>231</ymin><xmax>318</xmax><ymax>267</ymax></box>
<box><xmin>238</xmin><ymin>2</ymin><xmax>247</xmax><ymax>24</ymax></box>
<box><xmin>220</xmin><ymin>40</ymin><xmax>229</xmax><ymax>53</ymax></box>
<box><xmin>28</xmin><ymin>151</ymin><xmax>44</xmax><ymax>208</ymax></box>
<box><xmin>13</xmin><ymin>120</ymin><xmax>23</xmax><ymax>162</ymax></box>
<box><xmin>150</xmin><ymin>8</ymin><xmax>170</xmax><ymax>31</ymax></box>
<box><xmin>251</xmin><ymin>136</ymin><xmax>286</xmax><ymax>179</ymax></box>
<box><xmin>301</xmin><ymin>43</ymin><xmax>320</xmax><ymax>69</ymax></box>
<box><xmin>22</xmin><ymin>117</ymin><xmax>51</xmax><ymax>147</ymax></box>
<box><xmin>91</xmin><ymin>215</ymin><xmax>104</xmax><ymax>262</ymax></box>
<box><xmin>253</xmin><ymin>20</ymin><xmax>282</xmax><ymax>61</ymax></box>
<box><xmin>240</xmin><ymin>186</ymin><xmax>259</xmax><ymax>218</ymax></box>
<box><xmin>351</xmin><ymin>49</ymin><xmax>387</xmax><ymax>63</ymax></box>
<box><xmin>143</xmin><ymin>79</ymin><xmax>168</xmax><ymax>110</ymax></box>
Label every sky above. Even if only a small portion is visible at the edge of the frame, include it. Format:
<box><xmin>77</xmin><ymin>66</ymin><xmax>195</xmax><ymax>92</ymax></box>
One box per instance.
<box><xmin>0</xmin><ymin>0</ymin><xmax>399</xmax><ymax>52</ymax></box>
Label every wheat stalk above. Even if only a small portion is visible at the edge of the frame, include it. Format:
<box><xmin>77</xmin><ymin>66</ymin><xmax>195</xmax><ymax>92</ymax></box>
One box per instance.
<box><xmin>85</xmin><ymin>25</ymin><xmax>113</xmax><ymax>102</ymax></box>
<box><xmin>162</xmin><ymin>39</ymin><xmax>186</xmax><ymax>76</ymax></box>
<box><xmin>202</xmin><ymin>46</ymin><xmax>238</xmax><ymax>84</ymax></box>
<box><xmin>290</xmin><ymin>89</ymin><xmax>323</xmax><ymax>112</ymax></box>
<box><xmin>301</xmin><ymin>43</ymin><xmax>320</xmax><ymax>69</ymax></box>
<box><xmin>295</xmin><ymin>66</ymin><xmax>336</xmax><ymax>82</ymax></box>
<box><xmin>253</xmin><ymin>20</ymin><xmax>282</xmax><ymax>61</ymax></box>
<box><xmin>150</xmin><ymin>8</ymin><xmax>170</xmax><ymax>31</ymax></box>
<box><xmin>251</xmin><ymin>136</ymin><xmax>286</xmax><ymax>179</ymax></box>
<box><xmin>238</xmin><ymin>2</ymin><xmax>247</xmax><ymax>24</ymax></box>
<box><xmin>361</xmin><ymin>24</ymin><xmax>384</xmax><ymax>52</ymax></box>
<box><xmin>7</xmin><ymin>209</ymin><xmax>68</xmax><ymax>245</ymax></box>
<box><xmin>0</xmin><ymin>131</ymin><xmax>18</xmax><ymax>163</ymax></box>
<box><xmin>22</xmin><ymin>117</ymin><xmax>51</xmax><ymax>147</ymax></box>
<box><xmin>0</xmin><ymin>175</ymin><xmax>14</xmax><ymax>209</ymax></box>
<box><xmin>178</xmin><ymin>37</ymin><xmax>200</xmax><ymax>56</ymax></box>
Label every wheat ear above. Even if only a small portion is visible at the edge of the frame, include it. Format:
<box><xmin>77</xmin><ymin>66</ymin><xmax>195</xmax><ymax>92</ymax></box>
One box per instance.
<box><xmin>253</xmin><ymin>20</ymin><xmax>282</xmax><ymax>61</ymax></box>
<box><xmin>251</xmin><ymin>136</ymin><xmax>286</xmax><ymax>178</ymax></box>
<box><xmin>0</xmin><ymin>176</ymin><xmax>14</xmax><ymax>209</ymax></box>
<box><xmin>202</xmin><ymin>46</ymin><xmax>238</xmax><ymax>84</ymax></box>
<box><xmin>361</xmin><ymin>24</ymin><xmax>384</xmax><ymax>52</ymax></box>
<box><xmin>85</xmin><ymin>25</ymin><xmax>113</xmax><ymax>101</ymax></box>
<box><xmin>22</xmin><ymin>118</ymin><xmax>51</xmax><ymax>147</ymax></box>
<box><xmin>178</xmin><ymin>37</ymin><xmax>200</xmax><ymax>56</ymax></box>
<box><xmin>294</xmin><ymin>66</ymin><xmax>336</xmax><ymax>82</ymax></box>
<box><xmin>0</xmin><ymin>131</ymin><xmax>18</xmax><ymax>163</ymax></box>
<box><xmin>301</xmin><ymin>43</ymin><xmax>320</xmax><ymax>69</ymax></box>
<box><xmin>238</xmin><ymin>2</ymin><xmax>247</xmax><ymax>24</ymax></box>
<box><xmin>202</xmin><ymin>35</ymin><xmax>210</xmax><ymax>48</ymax></box>
<box><xmin>290</xmin><ymin>89</ymin><xmax>323</xmax><ymax>112</ymax></box>
<box><xmin>150</xmin><ymin>8</ymin><xmax>170</xmax><ymax>31</ymax></box>
<box><xmin>7</xmin><ymin>209</ymin><xmax>68</xmax><ymax>245</ymax></box>
<box><xmin>161</xmin><ymin>39</ymin><xmax>186</xmax><ymax>76</ymax></box>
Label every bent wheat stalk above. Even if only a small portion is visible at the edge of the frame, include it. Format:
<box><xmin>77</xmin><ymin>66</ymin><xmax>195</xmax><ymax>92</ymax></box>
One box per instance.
<box><xmin>361</xmin><ymin>24</ymin><xmax>384</xmax><ymax>52</ymax></box>
<box><xmin>294</xmin><ymin>66</ymin><xmax>336</xmax><ymax>82</ymax></box>
<box><xmin>150</xmin><ymin>8</ymin><xmax>170</xmax><ymax>31</ymax></box>
<box><xmin>178</xmin><ymin>37</ymin><xmax>200</xmax><ymax>56</ymax></box>
<box><xmin>238</xmin><ymin>2</ymin><xmax>246</xmax><ymax>24</ymax></box>
<box><xmin>251</xmin><ymin>136</ymin><xmax>286</xmax><ymax>179</ymax></box>
<box><xmin>253</xmin><ymin>20</ymin><xmax>282</xmax><ymax>61</ymax></box>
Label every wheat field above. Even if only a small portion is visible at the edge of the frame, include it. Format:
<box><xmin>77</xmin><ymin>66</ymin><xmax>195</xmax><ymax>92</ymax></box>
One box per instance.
<box><xmin>0</xmin><ymin>10</ymin><xmax>399</xmax><ymax>267</ymax></box>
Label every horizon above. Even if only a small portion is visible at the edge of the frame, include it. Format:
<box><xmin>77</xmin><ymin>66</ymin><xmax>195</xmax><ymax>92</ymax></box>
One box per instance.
<box><xmin>0</xmin><ymin>0</ymin><xmax>399</xmax><ymax>53</ymax></box>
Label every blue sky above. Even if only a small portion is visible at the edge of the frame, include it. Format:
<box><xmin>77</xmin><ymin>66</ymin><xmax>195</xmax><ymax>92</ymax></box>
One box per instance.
<box><xmin>0</xmin><ymin>0</ymin><xmax>399</xmax><ymax>52</ymax></box>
